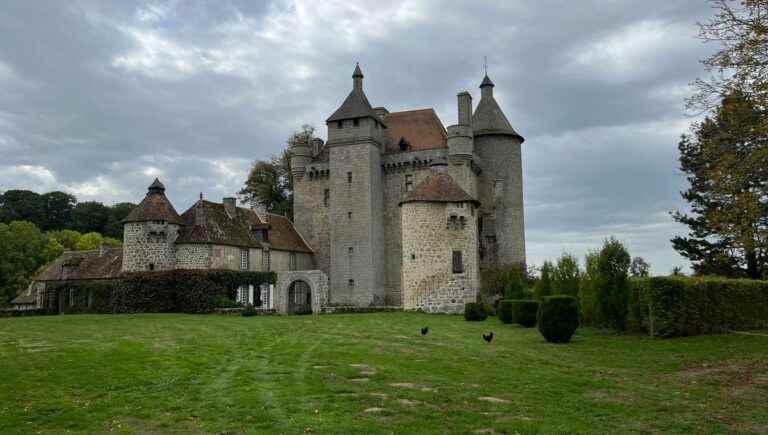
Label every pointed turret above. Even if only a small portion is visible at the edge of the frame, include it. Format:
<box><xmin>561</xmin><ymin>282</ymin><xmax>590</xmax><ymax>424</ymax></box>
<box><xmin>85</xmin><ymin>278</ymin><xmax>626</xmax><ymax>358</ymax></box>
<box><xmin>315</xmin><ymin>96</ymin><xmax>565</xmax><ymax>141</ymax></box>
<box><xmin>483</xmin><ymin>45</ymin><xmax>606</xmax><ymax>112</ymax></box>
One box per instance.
<box><xmin>326</xmin><ymin>64</ymin><xmax>383</xmax><ymax>126</ymax></box>
<box><xmin>472</xmin><ymin>74</ymin><xmax>524</xmax><ymax>142</ymax></box>
<box><xmin>123</xmin><ymin>178</ymin><xmax>183</xmax><ymax>225</ymax></box>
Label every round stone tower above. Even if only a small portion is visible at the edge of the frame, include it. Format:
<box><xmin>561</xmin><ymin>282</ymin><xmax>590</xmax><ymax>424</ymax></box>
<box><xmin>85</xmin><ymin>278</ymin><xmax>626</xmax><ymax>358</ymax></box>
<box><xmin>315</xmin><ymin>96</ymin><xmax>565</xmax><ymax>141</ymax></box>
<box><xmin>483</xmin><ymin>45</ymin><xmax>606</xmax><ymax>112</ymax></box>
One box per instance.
<box><xmin>121</xmin><ymin>178</ymin><xmax>183</xmax><ymax>272</ymax></box>
<box><xmin>472</xmin><ymin>74</ymin><xmax>526</xmax><ymax>267</ymax></box>
<box><xmin>400</xmin><ymin>168</ymin><xmax>480</xmax><ymax>313</ymax></box>
<box><xmin>289</xmin><ymin>133</ymin><xmax>311</xmax><ymax>180</ymax></box>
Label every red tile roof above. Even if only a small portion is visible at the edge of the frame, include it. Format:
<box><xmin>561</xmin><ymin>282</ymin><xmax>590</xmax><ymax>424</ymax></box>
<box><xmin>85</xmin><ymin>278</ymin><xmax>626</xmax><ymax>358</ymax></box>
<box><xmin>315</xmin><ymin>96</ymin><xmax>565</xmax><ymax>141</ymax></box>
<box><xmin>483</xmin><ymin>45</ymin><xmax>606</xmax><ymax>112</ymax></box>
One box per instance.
<box><xmin>383</xmin><ymin>109</ymin><xmax>447</xmax><ymax>153</ymax></box>
<box><xmin>399</xmin><ymin>171</ymin><xmax>479</xmax><ymax>206</ymax></box>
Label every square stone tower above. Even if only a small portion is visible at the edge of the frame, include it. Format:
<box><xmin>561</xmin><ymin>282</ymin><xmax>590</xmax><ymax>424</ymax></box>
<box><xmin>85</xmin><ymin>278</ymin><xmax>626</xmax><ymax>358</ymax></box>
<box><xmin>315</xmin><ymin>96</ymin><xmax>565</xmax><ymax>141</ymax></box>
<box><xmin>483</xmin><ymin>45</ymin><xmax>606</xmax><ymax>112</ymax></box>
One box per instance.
<box><xmin>324</xmin><ymin>64</ymin><xmax>387</xmax><ymax>305</ymax></box>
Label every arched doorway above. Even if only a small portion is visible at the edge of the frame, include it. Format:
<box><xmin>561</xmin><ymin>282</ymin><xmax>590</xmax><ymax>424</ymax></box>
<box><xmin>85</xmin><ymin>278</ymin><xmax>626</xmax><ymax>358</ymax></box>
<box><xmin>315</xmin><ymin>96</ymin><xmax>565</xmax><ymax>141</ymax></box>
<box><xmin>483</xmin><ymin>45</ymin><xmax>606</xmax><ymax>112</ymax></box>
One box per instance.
<box><xmin>287</xmin><ymin>280</ymin><xmax>312</xmax><ymax>314</ymax></box>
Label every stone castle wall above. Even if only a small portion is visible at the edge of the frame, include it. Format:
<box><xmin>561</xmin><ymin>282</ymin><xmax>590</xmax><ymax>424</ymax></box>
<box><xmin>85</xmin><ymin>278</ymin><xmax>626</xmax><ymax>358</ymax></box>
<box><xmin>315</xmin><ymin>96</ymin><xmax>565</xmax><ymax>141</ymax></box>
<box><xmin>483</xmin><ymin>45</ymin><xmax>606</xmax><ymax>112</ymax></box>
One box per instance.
<box><xmin>381</xmin><ymin>149</ymin><xmax>447</xmax><ymax>305</ymax></box>
<box><xmin>122</xmin><ymin>222</ymin><xmax>179</xmax><ymax>272</ymax></box>
<box><xmin>475</xmin><ymin>134</ymin><xmax>525</xmax><ymax>266</ymax></box>
<box><xmin>175</xmin><ymin>244</ymin><xmax>212</xmax><ymax>269</ymax></box>
<box><xmin>293</xmin><ymin>167</ymin><xmax>330</xmax><ymax>276</ymax></box>
<box><xmin>401</xmin><ymin>201</ymin><xmax>479</xmax><ymax>312</ymax></box>
<box><xmin>327</xmin><ymin>140</ymin><xmax>385</xmax><ymax>305</ymax></box>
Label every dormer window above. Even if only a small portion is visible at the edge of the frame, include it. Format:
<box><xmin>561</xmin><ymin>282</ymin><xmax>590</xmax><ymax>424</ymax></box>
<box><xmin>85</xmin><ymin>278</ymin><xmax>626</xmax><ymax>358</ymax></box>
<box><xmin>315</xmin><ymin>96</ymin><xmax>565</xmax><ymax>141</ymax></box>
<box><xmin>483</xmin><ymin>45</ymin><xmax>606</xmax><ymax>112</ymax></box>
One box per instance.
<box><xmin>399</xmin><ymin>138</ymin><xmax>410</xmax><ymax>152</ymax></box>
<box><xmin>250</xmin><ymin>224</ymin><xmax>269</xmax><ymax>243</ymax></box>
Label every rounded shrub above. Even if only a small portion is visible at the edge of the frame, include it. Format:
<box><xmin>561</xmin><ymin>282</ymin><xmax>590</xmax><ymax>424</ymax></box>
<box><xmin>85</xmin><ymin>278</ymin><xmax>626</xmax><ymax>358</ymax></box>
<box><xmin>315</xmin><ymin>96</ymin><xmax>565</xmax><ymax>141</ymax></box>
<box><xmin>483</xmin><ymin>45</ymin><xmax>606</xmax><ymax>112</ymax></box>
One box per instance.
<box><xmin>537</xmin><ymin>295</ymin><xmax>579</xmax><ymax>343</ymax></box>
<box><xmin>510</xmin><ymin>300</ymin><xmax>539</xmax><ymax>328</ymax></box>
<box><xmin>464</xmin><ymin>302</ymin><xmax>488</xmax><ymax>321</ymax></box>
<box><xmin>498</xmin><ymin>300</ymin><xmax>514</xmax><ymax>324</ymax></box>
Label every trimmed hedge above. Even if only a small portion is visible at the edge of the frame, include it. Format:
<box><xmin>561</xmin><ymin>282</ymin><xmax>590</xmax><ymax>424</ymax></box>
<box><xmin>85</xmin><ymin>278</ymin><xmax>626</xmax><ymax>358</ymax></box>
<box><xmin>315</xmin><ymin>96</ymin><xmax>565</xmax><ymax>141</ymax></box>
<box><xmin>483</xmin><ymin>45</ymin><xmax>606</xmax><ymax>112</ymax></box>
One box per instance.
<box><xmin>464</xmin><ymin>302</ymin><xmax>488</xmax><ymax>321</ymax></box>
<box><xmin>537</xmin><ymin>295</ymin><xmax>579</xmax><ymax>343</ymax></box>
<box><xmin>628</xmin><ymin>276</ymin><xmax>768</xmax><ymax>338</ymax></box>
<box><xmin>511</xmin><ymin>300</ymin><xmax>540</xmax><ymax>327</ymax></box>
<box><xmin>44</xmin><ymin>270</ymin><xmax>276</xmax><ymax>315</ymax></box>
<box><xmin>498</xmin><ymin>300</ymin><xmax>514</xmax><ymax>324</ymax></box>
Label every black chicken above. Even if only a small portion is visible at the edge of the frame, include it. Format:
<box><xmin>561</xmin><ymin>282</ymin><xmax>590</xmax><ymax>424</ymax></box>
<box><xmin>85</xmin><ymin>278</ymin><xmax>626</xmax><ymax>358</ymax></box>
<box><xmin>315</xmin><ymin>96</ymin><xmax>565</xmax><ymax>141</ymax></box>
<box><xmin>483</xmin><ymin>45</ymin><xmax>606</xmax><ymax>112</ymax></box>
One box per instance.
<box><xmin>421</xmin><ymin>327</ymin><xmax>429</xmax><ymax>336</ymax></box>
<box><xmin>482</xmin><ymin>332</ymin><xmax>494</xmax><ymax>343</ymax></box>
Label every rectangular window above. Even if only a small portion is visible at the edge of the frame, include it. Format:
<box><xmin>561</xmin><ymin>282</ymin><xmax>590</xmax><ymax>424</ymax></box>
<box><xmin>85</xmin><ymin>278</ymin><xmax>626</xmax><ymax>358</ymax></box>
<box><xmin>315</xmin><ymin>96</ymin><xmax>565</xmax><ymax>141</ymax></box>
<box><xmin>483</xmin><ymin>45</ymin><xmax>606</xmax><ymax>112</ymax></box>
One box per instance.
<box><xmin>323</xmin><ymin>189</ymin><xmax>330</xmax><ymax>207</ymax></box>
<box><xmin>353</xmin><ymin>118</ymin><xmax>359</xmax><ymax>127</ymax></box>
<box><xmin>348</xmin><ymin>247</ymin><xmax>354</xmax><ymax>254</ymax></box>
<box><xmin>289</xmin><ymin>252</ymin><xmax>297</xmax><ymax>271</ymax></box>
<box><xmin>240</xmin><ymin>249</ymin><xmax>249</xmax><ymax>271</ymax></box>
<box><xmin>347</xmin><ymin>171</ymin><xmax>352</xmax><ymax>183</ymax></box>
<box><xmin>348</xmin><ymin>279</ymin><xmax>355</xmax><ymax>290</ymax></box>
<box><xmin>452</xmin><ymin>250</ymin><xmax>464</xmax><ymax>274</ymax></box>
<box><xmin>405</xmin><ymin>174</ymin><xmax>413</xmax><ymax>192</ymax></box>
<box><xmin>337</xmin><ymin>120</ymin><xmax>343</xmax><ymax>129</ymax></box>
<box><xmin>69</xmin><ymin>289</ymin><xmax>74</xmax><ymax>307</ymax></box>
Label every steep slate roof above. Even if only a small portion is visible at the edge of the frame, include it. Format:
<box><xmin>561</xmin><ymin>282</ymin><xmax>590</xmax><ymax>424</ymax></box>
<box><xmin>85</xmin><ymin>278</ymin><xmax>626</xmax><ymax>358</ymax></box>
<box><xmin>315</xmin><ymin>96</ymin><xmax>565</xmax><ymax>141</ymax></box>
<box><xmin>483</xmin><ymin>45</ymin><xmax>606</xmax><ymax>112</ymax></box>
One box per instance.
<box><xmin>34</xmin><ymin>248</ymin><xmax>124</xmax><ymax>281</ymax></box>
<box><xmin>176</xmin><ymin>200</ymin><xmax>312</xmax><ymax>253</ymax></box>
<box><xmin>472</xmin><ymin>75</ymin><xmax>525</xmax><ymax>142</ymax></box>
<box><xmin>326</xmin><ymin>65</ymin><xmax>381</xmax><ymax>124</ymax></box>
<box><xmin>399</xmin><ymin>171</ymin><xmax>480</xmax><ymax>206</ymax></box>
<box><xmin>383</xmin><ymin>109</ymin><xmax>447</xmax><ymax>153</ymax></box>
<box><xmin>123</xmin><ymin>178</ymin><xmax>183</xmax><ymax>225</ymax></box>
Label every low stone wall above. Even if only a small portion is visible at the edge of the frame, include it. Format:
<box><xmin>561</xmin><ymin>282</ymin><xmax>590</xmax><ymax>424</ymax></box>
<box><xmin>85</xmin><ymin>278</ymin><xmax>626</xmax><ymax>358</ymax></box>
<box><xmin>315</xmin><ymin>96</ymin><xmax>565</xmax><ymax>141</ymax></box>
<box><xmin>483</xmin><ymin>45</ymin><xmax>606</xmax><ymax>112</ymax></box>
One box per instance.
<box><xmin>411</xmin><ymin>275</ymin><xmax>476</xmax><ymax>314</ymax></box>
<box><xmin>213</xmin><ymin>307</ymin><xmax>277</xmax><ymax>316</ymax></box>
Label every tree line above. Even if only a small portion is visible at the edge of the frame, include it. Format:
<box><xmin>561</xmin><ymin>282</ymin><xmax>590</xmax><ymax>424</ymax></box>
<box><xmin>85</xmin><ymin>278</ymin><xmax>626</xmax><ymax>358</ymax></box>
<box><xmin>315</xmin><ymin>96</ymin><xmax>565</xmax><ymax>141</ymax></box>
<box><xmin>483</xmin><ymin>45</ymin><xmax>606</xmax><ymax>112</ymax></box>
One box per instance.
<box><xmin>0</xmin><ymin>190</ymin><xmax>135</xmax><ymax>239</ymax></box>
<box><xmin>0</xmin><ymin>190</ymin><xmax>134</xmax><ymax>307</ymax></box>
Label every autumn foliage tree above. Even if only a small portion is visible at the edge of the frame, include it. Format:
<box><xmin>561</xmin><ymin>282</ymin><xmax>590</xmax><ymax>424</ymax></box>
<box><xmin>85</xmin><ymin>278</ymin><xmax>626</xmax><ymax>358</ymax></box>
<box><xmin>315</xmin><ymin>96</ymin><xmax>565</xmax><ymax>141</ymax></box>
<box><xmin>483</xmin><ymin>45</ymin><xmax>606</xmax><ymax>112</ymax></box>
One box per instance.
<box><xmin>672</xmin><ymin>90</ymin><xmax>767</xmax><ymax>278</ymax></box>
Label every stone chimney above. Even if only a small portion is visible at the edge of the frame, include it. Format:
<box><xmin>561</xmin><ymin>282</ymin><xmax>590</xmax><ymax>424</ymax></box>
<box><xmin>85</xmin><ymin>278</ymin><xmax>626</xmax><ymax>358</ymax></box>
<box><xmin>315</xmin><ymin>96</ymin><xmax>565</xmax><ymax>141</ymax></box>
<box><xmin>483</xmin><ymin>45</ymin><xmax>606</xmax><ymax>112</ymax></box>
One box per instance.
<box><xmin>223</xmin><ymin>197</ymin><xmax>236</xmax><ymax>218</ymax></box>
<box><xmin>457</xmin><ymin>92</ymin><xmax>472</xmax><ymax>126</ymax></box>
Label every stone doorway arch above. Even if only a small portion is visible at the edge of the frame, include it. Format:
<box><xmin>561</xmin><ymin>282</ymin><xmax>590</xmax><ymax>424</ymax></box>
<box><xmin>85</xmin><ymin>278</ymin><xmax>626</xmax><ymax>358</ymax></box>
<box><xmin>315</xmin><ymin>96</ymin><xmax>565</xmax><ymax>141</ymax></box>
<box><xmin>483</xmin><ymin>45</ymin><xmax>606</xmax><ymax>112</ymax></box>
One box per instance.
<box><xmin>276</xmin><ymin>270</ymin><xmax>328</xmax><ymax>314</ymax></box>
<box><xmin>287</xmin><ymin>280</ymin><xmax>312</xmax><ymax>314</ymax></box>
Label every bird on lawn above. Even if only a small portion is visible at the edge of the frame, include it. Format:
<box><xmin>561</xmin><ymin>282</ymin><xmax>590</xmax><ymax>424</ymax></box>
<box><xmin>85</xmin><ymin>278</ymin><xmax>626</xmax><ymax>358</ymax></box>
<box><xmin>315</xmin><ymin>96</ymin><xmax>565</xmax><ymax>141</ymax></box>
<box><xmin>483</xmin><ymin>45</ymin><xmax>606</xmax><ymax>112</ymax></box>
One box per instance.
<box><xmin>482</xmin><ymin>332</ymin><xmax>494</xmax><ymax>343</ymax></box>
<box><xmin>421</xmin><ymin>327</ymin><xmax>429</xmax><ymax>336</ymax></box>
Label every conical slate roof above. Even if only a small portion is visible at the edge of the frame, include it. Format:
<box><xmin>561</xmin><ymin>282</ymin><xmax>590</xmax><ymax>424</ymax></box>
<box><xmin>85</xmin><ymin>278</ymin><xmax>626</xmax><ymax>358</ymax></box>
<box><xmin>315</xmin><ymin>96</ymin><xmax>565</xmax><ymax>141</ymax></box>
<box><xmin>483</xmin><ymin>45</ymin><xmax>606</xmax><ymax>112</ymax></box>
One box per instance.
<box><xmin>123</xmin><ymin>178</ymin><xmax>183</xmax><ymax>225</ymax></box>
<box><xmin>399</xmin><ymin>172</ymin><xmax>480</xmax><ymax>206</ymax></box>
<box><xmin>327</xmin><ymin>64</ymin><xmax>380</xmax><ymax>124</ymax></box>
<box><xmin>472</xmin><ymin>75</ymin><xmax>524</xmax><ymax>142</ymax></box>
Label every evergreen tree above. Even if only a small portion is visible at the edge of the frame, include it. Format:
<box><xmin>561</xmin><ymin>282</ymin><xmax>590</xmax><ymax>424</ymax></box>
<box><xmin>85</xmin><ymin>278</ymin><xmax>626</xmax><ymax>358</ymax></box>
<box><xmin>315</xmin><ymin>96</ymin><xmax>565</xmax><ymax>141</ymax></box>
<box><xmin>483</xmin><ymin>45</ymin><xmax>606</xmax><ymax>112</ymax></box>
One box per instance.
<box><xmin>553</xmin><ymin>252</ymin><xmax>581</xmax><ymax>296</ymax></box>
<box><xmin>534</xmin><ymin>261</ymin><xmax>555</xmax><ymax>300</ymax></box>
<box><xmin>672</xmin><ymin>90</ymin><xmax>768</xmax><ymax>278</ymax></box>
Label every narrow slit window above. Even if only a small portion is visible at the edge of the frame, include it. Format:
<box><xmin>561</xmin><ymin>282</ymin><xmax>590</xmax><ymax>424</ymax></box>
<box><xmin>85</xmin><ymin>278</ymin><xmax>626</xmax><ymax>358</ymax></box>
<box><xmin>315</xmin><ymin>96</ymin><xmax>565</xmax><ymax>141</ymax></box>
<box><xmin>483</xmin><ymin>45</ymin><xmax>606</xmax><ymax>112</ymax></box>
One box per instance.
<box><xmin>452</xmin><ymin>251</ymin><xmax>463</xmax><ymax>274</ymax></box>
<box><xmin>347</xmin><ymin>172</ymin><xmax>352</xmax><ymax>183</ymax></box>
<box><xmin>323</xmin><ymin>189</ymin><xmax>330</xmax><ymax>207</ymax></box>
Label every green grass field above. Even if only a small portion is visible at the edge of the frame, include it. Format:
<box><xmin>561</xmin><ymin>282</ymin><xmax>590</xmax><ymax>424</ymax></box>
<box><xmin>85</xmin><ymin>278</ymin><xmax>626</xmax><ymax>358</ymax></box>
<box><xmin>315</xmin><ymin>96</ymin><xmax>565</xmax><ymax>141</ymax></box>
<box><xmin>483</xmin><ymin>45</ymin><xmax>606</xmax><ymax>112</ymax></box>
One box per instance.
<box><xmin>1</xmin><ymin>312</ymin><xmax>766</xmax><ymax>434</ymax></box>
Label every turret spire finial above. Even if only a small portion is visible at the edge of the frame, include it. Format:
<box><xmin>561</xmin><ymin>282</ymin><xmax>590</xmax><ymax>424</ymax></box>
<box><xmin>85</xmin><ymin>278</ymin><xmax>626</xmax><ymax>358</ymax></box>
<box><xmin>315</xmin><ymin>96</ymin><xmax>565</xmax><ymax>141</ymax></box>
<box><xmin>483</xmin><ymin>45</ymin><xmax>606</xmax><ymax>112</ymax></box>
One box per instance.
<box><xmin>352</xmin><ymin>63</ymin><xmax>363</xmax><ymax>92</ymax></box>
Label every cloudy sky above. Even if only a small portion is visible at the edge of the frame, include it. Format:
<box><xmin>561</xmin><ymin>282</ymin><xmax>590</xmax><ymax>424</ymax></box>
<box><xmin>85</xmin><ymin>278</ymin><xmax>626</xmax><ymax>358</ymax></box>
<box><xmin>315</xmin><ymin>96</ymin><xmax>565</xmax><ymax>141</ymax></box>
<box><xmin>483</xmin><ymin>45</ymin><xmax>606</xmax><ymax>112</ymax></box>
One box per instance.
<box><xmin>0</xmin><ymin>1</ymin><xmax>716</xmax><ymax>273</ymax></box>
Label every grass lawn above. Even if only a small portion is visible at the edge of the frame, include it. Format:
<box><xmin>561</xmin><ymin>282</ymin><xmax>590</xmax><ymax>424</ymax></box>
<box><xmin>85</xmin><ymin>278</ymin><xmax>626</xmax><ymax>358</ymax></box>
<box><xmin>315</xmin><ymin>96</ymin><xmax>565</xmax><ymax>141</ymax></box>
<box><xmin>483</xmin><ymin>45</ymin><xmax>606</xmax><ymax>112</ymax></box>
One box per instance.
<box><xmin>0</xmin><ymin>312</ymin><xmax>767</xmax><ymax>434</ymax></box>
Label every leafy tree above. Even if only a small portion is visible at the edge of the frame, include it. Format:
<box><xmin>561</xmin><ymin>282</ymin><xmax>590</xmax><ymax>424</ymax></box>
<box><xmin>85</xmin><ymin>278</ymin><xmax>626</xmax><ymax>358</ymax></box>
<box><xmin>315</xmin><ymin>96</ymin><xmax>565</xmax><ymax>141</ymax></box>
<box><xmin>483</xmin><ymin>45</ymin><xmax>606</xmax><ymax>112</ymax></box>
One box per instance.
<box><xmin>630</xmin><ymin>257</ymin><xmax>651</xmax><ymax>277</ymax></box>
<box><xmin>578</xmin><ymin>250</ymin><xmax>601</xmax><ymax>326</ymax></box>
<box><xmin>0</xmin><ymin>190</ymin><xmax>44</xmax><ymax>225</ymax></box>
<box><xmin>240</xmin><ymin>125</ymin><xmax>313</xmax><ymax>220</ymax></box>
<box><xmin>48</xmin><ymin>229</ymin><xmax>82</xmax><ymax>251</ymax></box>
<box><xmin>503</xmin><ymin>264</ymin><xmax>527</xmax><ymax>300</ymax></box>
<box><xmin>671</xmin><ymin>266</ymin><xmax>686</xmax><ymax>277</ymax></box>
<box><xmin>689</xmin><ymin>0</ymin><xmax>768</xmax><ymax>113</ymax></box>
<box><xmin>596</xmin><ymin>237</ymin><xmax>631</xmax><ymax>330</ymax></box>
<box><xmin>0</xmin><ymin>221</ymin><xmax>49</xmax><ymax>305</ymax></box>
<box><xmin>533</xmin><ymin>261</ymin><xmax>555</xmax><ymax>300</ymax></box>
<box><xmin>70</xmin><ymin>201</ymin><xmax>111</xmax><ymax>234</ymax></box>
<box><xmin>74</xmin><ymin>232</ymin><xmax>122</xmax><ymax>251</ymax></box>
<box><xmin>104</xmin><ymin>202</ymin><xmax>135</xmax><ymax>239</ymax></box>
<box><xmin>672</xmin><ymin>90</ymin><xmax>768</xmax><ymax>279</ymax></box>
<box><xmin>552</xmin><ymin>252</ymin><xmax>581</xmax><ymax>296</ymax></box>
<box><xmin>40</xmin><ymin>191</ymin><xmax>76</xmax><ymax>231</ymax></box>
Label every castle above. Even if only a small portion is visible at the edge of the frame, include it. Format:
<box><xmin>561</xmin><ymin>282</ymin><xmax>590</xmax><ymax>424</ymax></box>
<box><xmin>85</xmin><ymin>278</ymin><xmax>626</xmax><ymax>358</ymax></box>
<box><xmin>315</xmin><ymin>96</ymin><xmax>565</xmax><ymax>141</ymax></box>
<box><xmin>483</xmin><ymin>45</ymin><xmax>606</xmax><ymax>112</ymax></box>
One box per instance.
<box><xmin>290</xmin><ymin>64</ymin><xmax>525</xmax><ymax>313</ymax></box>
<box><xmin>18</xmin><ymin>64</ymin><xmax>525</xmax><ymax>315</ymax></box>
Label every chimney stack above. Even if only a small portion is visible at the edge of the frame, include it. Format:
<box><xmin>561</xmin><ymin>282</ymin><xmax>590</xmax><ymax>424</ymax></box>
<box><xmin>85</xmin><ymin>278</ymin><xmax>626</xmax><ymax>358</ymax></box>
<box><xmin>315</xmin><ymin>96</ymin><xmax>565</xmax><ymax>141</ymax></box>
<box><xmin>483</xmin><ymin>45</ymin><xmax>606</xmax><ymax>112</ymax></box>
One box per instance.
<box><xmin>458</xmin><ymin>91</ymin><xmax>472</xmax><ymax>126</ymax></box>
<box><xmin>223</xmin><ymin>197</ymin><xmax>237</xmax><ymax>218</ymax></box>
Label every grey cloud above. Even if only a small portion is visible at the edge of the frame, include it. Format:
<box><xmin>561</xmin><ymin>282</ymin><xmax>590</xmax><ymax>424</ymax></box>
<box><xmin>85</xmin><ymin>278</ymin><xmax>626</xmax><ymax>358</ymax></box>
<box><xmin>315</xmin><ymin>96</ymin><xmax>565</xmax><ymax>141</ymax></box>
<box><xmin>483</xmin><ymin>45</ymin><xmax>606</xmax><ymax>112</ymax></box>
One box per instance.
<box><xmin>0</xmin><ymin>0</ymin><xmax>715</xmax><ymax>273</ymax></box>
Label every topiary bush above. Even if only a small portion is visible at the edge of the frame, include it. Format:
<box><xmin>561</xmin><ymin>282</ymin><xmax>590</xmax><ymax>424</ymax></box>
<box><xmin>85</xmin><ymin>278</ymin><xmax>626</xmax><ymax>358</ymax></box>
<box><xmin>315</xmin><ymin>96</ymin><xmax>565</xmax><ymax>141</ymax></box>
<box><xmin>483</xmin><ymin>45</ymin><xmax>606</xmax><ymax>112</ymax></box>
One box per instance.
<box><xmin>464</xmin><ymin>302</ymin><xmax>488</xmax><ymax>321</ymax></box>
<box><xmin>510</xmin><ymin>299</ymin><xmax>539</xmax><ymax>327</ymax></box>
<box><xmin>498</xmin><ymin>300</ymin><xmax>514</xmax><ymax>324</ymax></box>
<box><xmin>537</xmin><ymin>295</ymin><xmax>579</xmax><ymax>343</ymax></box>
